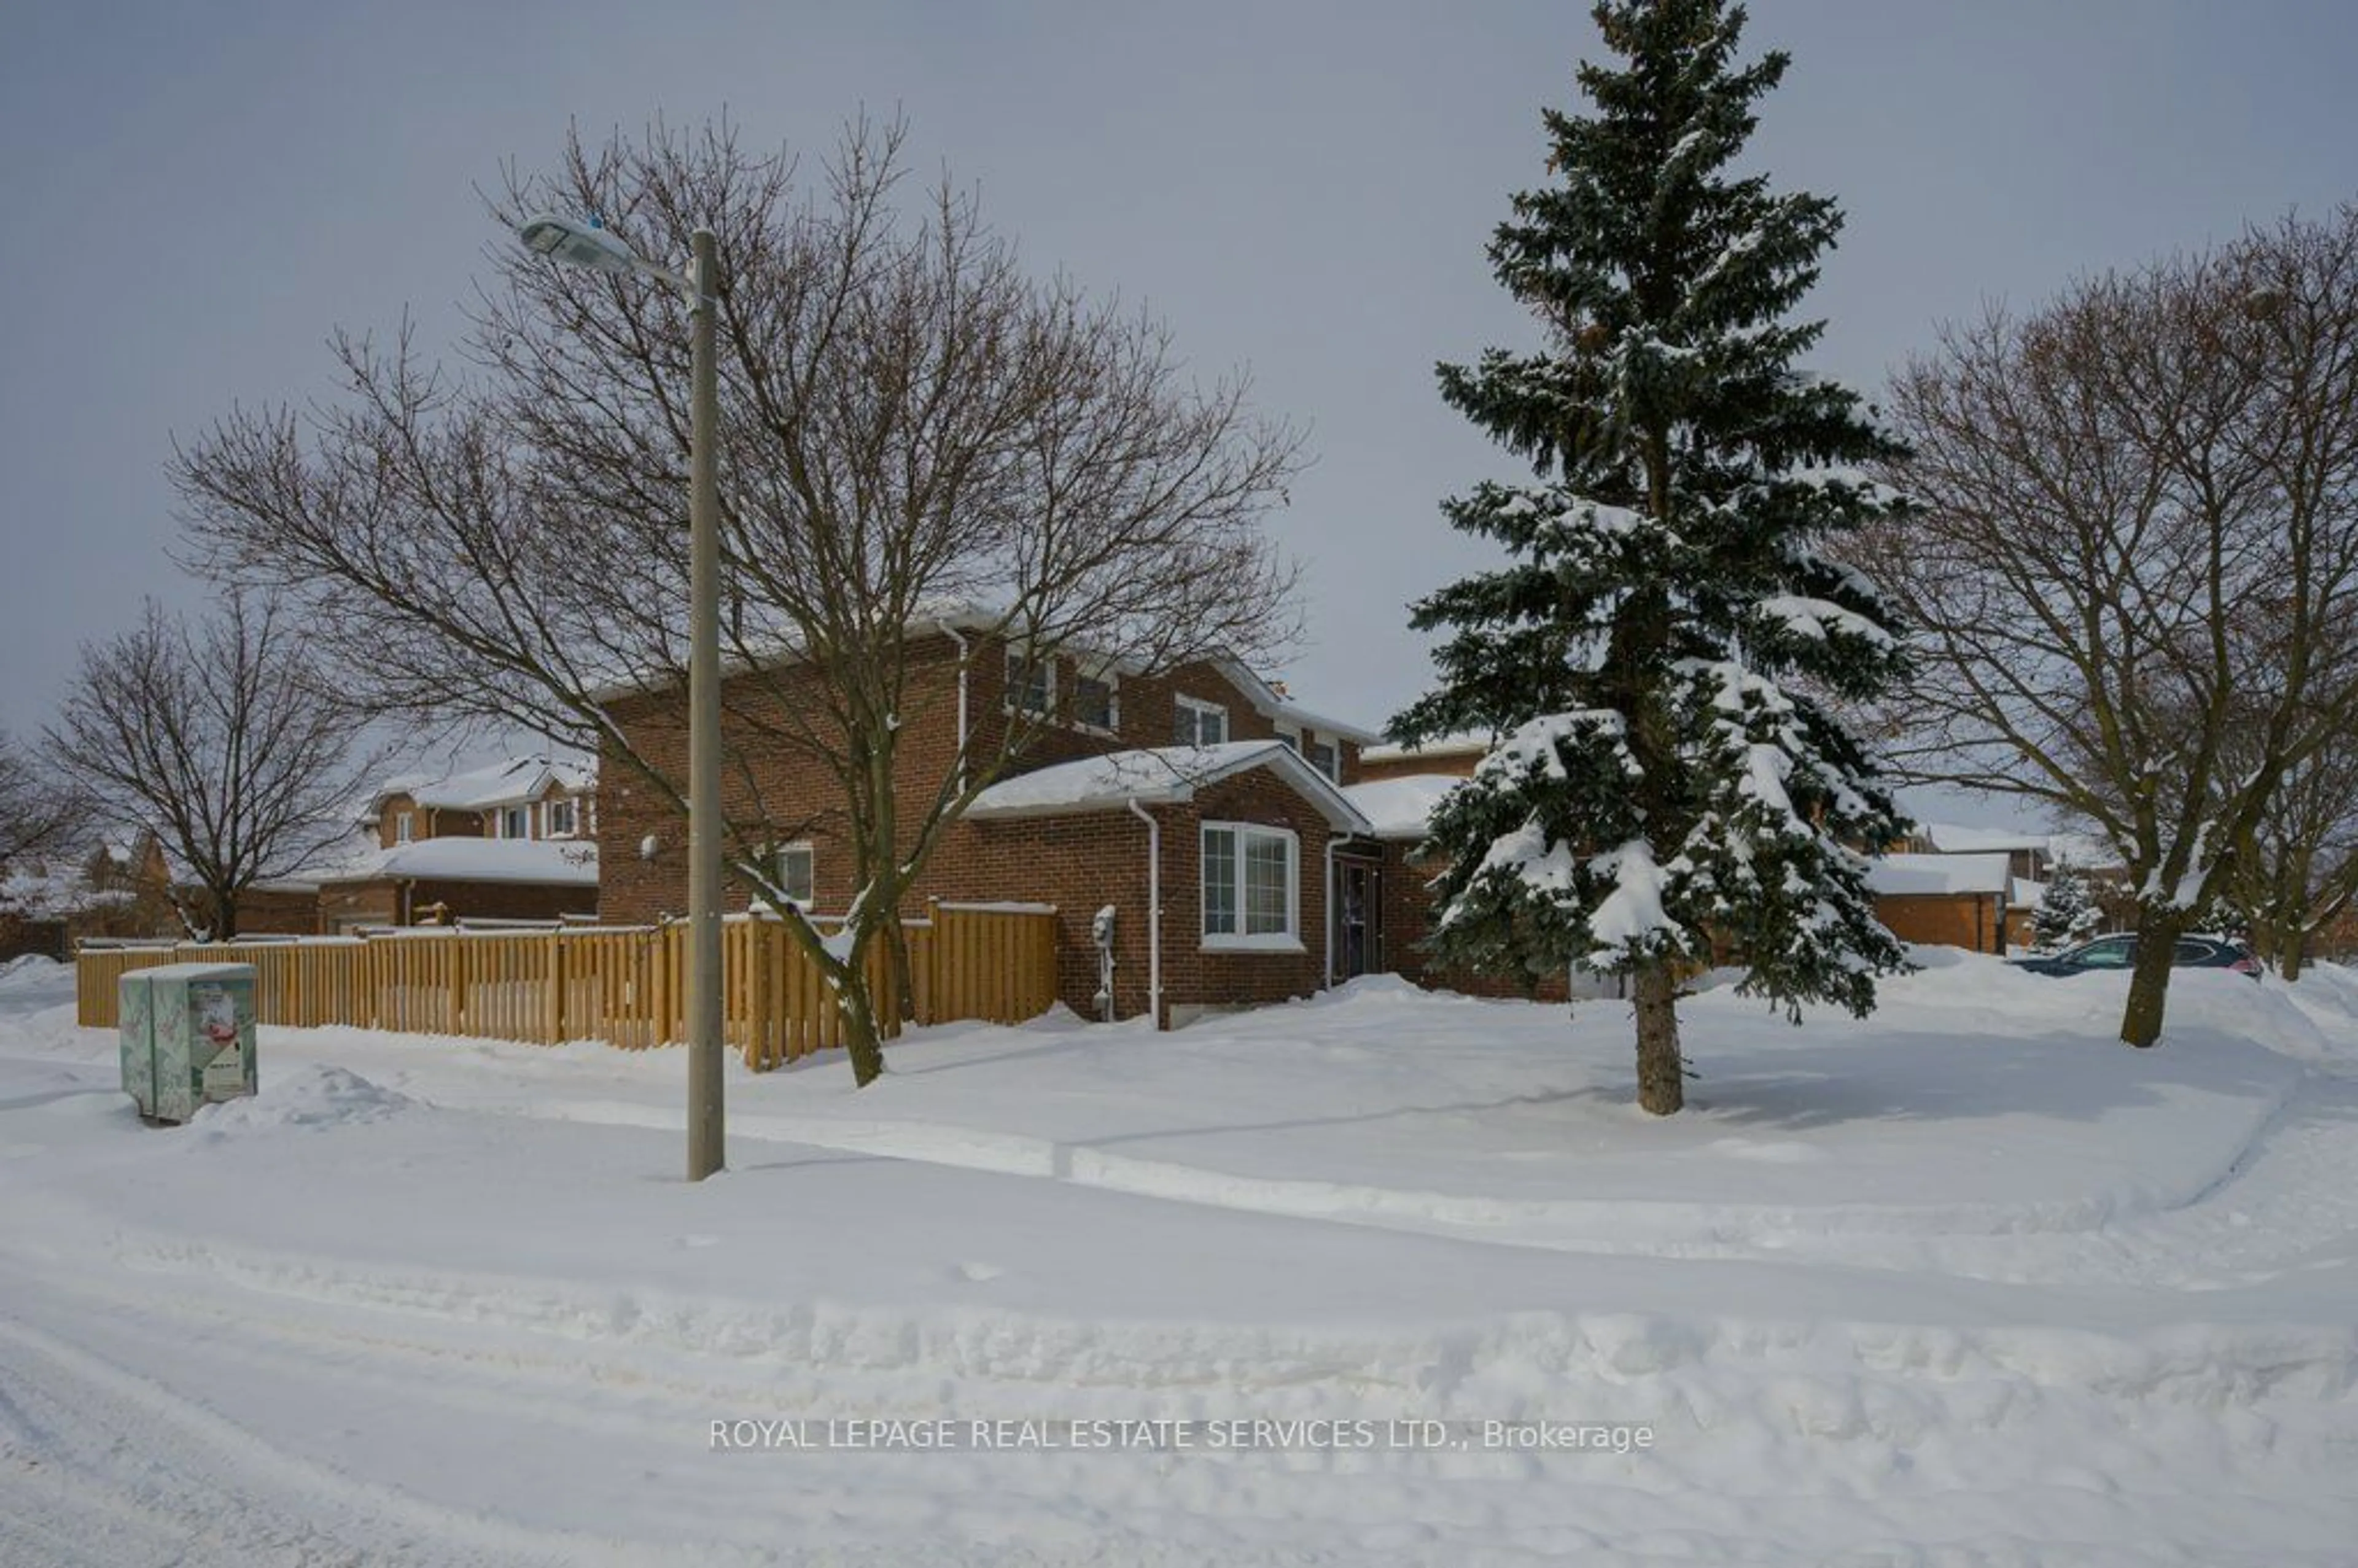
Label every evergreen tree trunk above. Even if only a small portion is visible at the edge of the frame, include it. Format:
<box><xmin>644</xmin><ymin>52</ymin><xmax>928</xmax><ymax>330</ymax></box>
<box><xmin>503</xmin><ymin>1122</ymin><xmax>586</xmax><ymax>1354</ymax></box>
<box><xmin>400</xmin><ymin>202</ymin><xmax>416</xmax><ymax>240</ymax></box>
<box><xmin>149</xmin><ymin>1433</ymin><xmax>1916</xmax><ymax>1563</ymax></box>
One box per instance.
<box><xmin>2120</xmin><ymin>910</ymin><xmax>2187</xmax><ymax>1048</ymax></box>
<box><xmin>1633</xmin><ymin>961</ymin><xmax>1685</xmax><ymax>1114</ymax></box>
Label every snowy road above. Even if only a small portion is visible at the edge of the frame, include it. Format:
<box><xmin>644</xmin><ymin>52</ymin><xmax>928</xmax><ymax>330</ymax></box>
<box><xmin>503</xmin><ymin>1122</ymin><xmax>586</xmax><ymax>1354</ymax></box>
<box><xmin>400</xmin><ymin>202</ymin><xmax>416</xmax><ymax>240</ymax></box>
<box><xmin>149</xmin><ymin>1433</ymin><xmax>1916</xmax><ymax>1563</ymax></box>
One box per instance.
<box><xmin>4</xmin><ymin>955</ymin><xmax>2356</xmax><ymax>1564</ymax></box>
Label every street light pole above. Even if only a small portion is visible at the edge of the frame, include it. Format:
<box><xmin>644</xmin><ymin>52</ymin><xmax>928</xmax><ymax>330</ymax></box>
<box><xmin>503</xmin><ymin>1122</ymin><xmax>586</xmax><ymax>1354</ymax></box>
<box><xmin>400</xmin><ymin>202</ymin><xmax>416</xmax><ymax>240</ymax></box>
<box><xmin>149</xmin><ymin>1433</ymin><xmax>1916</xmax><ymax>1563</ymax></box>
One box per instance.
<box><xmin>684</xmin><ymin>227</ymin><xmax>725</xmax><ymax>1182</ymax></box>
<box><xmin>517</xmin><ymin>213</ymin><xmax>726</xmax><ymax>1181</ymax></box>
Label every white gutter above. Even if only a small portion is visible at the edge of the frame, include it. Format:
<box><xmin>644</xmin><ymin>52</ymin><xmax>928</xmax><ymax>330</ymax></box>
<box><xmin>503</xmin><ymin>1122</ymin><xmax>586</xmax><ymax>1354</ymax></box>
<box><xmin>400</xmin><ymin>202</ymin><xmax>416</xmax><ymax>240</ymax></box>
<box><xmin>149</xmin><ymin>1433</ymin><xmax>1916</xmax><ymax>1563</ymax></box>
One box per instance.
<box><xmin>938</xmin><ymin>621</ymin><xmax>971</xmax><ymax>794</ymax></box>
<box><xmin>1127</xmin><ymin>798</ymin><xmax>1162</xmax><ymax>1029</ymax></box>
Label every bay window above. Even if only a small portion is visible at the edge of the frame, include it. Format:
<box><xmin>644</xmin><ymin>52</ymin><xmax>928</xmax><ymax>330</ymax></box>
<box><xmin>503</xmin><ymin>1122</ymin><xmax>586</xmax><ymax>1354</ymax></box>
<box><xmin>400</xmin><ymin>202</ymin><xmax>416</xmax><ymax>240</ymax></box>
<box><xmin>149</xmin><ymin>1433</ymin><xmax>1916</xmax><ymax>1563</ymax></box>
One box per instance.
<box><xmin>1201</xmin><ymin>821</ymin><xmax>1299</xmax><ymax>949</ymax></box>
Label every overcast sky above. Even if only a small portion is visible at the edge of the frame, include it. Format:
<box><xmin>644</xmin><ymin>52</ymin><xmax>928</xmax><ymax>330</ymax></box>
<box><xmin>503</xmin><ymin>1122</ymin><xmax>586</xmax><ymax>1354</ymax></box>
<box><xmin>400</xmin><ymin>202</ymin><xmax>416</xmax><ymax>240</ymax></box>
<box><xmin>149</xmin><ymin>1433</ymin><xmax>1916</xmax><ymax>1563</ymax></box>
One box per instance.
<box><xmin>2</xmin><ymin>1</ymin><xmax>2352</xmax><ymax>825</ymax></box>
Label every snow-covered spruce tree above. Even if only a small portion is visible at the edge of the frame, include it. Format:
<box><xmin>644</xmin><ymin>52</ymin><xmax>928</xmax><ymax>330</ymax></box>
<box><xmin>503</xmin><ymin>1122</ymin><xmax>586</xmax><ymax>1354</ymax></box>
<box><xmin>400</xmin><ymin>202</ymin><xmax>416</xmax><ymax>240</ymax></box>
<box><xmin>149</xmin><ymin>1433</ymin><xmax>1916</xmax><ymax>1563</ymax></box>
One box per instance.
<box><xmin>2031</xmin><ymin>856</ymin><xmax>2103</xmax><ymax>951</ymax></box>
<box><xmin>1391</xmin><ymin>0</ymin><xmax>1911</xmax><ymax>1116</ymax></box>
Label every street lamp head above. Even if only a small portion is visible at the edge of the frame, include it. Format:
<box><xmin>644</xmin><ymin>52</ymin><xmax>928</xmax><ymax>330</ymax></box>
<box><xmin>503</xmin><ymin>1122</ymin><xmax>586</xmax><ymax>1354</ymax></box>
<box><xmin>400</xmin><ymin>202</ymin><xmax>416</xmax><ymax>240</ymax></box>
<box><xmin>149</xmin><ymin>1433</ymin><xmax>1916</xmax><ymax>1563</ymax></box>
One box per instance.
<box><xmin>515</xmin><ymin>212</ymin><xmax>645</xmax><ymax>276</ymax></box>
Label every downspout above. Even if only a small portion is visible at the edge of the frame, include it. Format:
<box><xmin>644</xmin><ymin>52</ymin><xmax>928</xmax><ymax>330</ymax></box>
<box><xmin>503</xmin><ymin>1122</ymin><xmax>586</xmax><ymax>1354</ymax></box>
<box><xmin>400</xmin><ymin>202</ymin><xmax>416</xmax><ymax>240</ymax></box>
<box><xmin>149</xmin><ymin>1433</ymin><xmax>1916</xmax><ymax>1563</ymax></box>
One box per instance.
<box><xmin>1323</xmin><ymin>833</ymin><xmax>1337</xmax><ymax>988</ymax></box>
<box><xmin>938</xmin><ymin>621</ymin><xmax>970</xmax><ymax>795</ymax></box>
<box><xmin>1127</xmin><ymin>798</ymin><xmax>1162</xmax><ymax>1029</ymax></box>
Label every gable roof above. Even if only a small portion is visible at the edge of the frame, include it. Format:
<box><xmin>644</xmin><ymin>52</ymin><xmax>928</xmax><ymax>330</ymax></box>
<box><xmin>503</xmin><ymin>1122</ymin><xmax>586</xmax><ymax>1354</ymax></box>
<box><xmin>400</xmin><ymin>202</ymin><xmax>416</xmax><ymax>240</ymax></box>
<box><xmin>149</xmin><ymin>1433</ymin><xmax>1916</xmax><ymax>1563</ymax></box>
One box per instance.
<box><xmin>1866</xmin><ymin>852</ymin><xmax>2013</xmax><ymax>898</ymax></box>
<box><xmin>965</xmin><ymin>741</ymin><xmax>1374</xmax><ymax>833</ymax></box>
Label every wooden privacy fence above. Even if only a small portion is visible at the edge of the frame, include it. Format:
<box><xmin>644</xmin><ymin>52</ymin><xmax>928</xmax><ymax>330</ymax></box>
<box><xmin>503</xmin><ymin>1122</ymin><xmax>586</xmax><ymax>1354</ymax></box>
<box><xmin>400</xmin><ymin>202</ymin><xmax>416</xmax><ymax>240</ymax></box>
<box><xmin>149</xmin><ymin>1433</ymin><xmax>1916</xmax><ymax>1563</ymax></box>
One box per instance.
<box><xmin>76</xmin><ymin>902</ymin><xmax>1060</xmax><ymax>1069</ymax></box>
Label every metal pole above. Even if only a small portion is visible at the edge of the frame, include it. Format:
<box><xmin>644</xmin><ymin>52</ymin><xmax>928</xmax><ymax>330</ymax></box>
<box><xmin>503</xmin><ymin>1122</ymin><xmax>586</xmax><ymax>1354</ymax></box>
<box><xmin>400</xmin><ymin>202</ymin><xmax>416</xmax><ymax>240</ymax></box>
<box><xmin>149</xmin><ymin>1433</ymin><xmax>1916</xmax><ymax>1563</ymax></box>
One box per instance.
<box><xmin>686</xmin><ymin>227</ymin><xmax>726</xmax><ymax>1181</ymax></box>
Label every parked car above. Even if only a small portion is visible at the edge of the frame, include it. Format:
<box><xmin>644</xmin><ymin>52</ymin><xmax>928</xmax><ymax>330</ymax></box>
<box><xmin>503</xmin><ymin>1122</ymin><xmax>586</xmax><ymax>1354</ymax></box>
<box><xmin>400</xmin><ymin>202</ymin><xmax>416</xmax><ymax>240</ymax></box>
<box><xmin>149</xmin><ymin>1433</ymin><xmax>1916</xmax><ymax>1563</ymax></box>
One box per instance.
<box><xmin>2010</xmin><ymin>933</ymin><xmax>2260</xmax><ymax>979</ymax></box>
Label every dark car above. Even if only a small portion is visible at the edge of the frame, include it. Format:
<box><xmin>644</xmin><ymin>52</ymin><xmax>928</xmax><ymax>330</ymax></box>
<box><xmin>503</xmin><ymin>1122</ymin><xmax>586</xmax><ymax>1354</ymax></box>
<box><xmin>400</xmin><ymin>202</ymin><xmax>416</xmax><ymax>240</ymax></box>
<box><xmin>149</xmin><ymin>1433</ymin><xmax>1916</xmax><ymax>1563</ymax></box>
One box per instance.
<box><xmin>2010</xmin><ymin>933</ymin><xmax>2260</xmax><ymax>979</ymax></box>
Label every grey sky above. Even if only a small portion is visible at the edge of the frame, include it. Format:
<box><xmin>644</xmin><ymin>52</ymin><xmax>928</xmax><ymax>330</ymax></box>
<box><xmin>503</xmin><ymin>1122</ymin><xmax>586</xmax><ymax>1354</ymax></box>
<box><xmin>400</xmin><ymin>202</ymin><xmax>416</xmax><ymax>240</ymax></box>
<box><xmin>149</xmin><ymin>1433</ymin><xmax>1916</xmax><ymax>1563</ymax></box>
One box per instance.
<box><xmin>2</xmin><ymin>1</ymin><xmax>2352</xmax><ymax>822</ymax></box>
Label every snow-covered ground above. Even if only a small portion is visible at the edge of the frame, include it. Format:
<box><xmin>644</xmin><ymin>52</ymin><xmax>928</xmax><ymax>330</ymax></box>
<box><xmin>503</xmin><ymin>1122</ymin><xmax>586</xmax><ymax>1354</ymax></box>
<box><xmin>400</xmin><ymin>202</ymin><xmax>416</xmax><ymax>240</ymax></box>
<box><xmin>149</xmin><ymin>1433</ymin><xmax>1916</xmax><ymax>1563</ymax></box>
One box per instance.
<box><xmin>2</xmin><ymin>947</ymin><xmax>2354</xmax><ymax>1565</ymax></box>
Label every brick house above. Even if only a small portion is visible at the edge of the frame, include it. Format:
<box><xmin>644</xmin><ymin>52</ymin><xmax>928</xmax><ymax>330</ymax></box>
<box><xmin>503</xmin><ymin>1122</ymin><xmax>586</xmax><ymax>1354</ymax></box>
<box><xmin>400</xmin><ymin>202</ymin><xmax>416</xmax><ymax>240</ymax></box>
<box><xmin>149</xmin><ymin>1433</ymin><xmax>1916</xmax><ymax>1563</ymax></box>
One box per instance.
<box><xmin>309</xmin><ymin>758</ymin><xmax>600</xmax><ymax>931</ymax></box>
<box><xmin>597</xmin><ymin>623</ymin><xmax>1396</xmax><ymax>1028</ymax></box>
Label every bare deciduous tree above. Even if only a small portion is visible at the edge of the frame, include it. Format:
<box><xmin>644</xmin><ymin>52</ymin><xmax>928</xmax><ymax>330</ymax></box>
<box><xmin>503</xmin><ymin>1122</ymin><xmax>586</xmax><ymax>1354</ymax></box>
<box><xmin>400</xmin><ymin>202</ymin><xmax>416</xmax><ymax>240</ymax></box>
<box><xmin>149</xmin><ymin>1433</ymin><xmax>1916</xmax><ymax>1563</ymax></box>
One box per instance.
<box><xmin>1863</xmin><ymin>207</ymin><xmax>2358</xmax><ymax>1043</ymax></box>
<box><xmin>46</xmin><ymin>596</ymin><xmax>383</xmax><ymax>940</ymax></box>
<box><xmin>174</xmin><ymin>117</ymin><xmax>1304</xmax><ymax>1083</ymax></box>
<box><xmin>0</xmin><ymin>731</ymin><xmax>88</xmax><ymax>877</ymax></box>
<box><xmin>2219</xmin><ymin>702</ymin><xmax>2358</xmax><ymax>979</ymax></box>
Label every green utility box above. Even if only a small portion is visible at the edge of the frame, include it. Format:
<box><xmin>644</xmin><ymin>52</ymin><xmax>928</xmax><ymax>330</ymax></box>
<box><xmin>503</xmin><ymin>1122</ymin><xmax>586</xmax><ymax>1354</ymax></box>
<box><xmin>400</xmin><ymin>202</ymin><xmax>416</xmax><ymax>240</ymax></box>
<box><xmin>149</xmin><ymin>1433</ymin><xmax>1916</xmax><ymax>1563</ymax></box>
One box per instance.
<box><xmin>119</xmin><ymin>963</ymin><xmax>259</xmax><ymax>1124</ymax></box>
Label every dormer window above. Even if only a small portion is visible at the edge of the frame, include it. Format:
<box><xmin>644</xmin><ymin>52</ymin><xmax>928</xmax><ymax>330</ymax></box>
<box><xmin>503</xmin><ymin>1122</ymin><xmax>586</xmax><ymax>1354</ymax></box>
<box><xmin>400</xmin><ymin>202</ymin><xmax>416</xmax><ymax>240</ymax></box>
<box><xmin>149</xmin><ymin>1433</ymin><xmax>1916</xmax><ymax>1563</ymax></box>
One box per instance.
<box><xmin>500</xmin><ymin>805</ymin><xmax>530</xmax><ymax>840</ymax></box>
<box><xmin>395</xmin><ymin>811</ymin><xmax>414</xmax><ymax>844</ymax></box>
<box><xmin>546</xmin><ymin>799</ymin><xmax>577</xmax><ymax>837</ymax></box>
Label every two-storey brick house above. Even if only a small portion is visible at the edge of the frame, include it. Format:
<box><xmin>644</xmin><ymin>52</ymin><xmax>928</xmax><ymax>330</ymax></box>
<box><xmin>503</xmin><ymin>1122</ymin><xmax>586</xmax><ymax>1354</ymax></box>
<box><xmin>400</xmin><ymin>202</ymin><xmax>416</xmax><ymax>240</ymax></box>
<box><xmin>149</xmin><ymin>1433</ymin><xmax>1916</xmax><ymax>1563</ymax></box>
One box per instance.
<box><xmin>596</xmin><ymin>619</ymin><xmax>1430</xmax><ymax>1027</ymax></box>
<box><xmin>311</xmin><ymin>758</ymin><xmax>601</xmax><ymax>930</ymax></box>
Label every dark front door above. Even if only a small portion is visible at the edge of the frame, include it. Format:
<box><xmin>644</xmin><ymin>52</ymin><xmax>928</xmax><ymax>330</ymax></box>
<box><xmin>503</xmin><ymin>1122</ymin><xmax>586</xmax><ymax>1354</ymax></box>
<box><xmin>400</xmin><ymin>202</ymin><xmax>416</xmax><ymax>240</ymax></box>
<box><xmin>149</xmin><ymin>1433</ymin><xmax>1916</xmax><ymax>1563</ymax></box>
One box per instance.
<box><xmin>1334</xmin><ymin>855</ymin><xmax>1383</xmax><ymax>980</ymax></box>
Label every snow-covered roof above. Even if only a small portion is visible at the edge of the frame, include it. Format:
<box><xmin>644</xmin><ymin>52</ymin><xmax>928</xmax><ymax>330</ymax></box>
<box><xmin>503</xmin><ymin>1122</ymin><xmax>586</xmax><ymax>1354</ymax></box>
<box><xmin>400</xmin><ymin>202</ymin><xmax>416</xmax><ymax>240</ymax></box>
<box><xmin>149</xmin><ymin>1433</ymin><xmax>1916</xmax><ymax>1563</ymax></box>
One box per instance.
<box><xmin>374</xmin><ymin>756</ymin><xmax>595</xmax><ymax>815</ymax></box>
<box><xmin>1208</xmin><ymin>659</ymin><xmax>1382</xmax><ymax>746</ymax></box>
<box><xmin>1337</xmin><ymin>774</ymin><xmax>1464</xmax><ymax>842</ymax></box>
<box><xmin>314</xmin><ymin>838</ymin><xmax>600</xmax><ymax>887</ymax></box>
<box><xmin>0</xmin><ymin>863</ymin><xmax>88</xmax><ymax>919</ymax></box>
<box><xmin>1866</xmin><ymin>852</ymin><xmax>2014</xmax><ymax>898</ymax></box>
<box><xmin>966</xmin><ymin>742</ymin><xmax>1373</xmax><ymax>833</ymax></box>
<box><xmin>1921</xmin><ymin>823</ymin><xmax>2119</xmax><ymax>868</ymax></box>
<box><xmin>1922</xmin><ymin>823</ymin><xmax>2049</xmax><ymax>854</ymax></box>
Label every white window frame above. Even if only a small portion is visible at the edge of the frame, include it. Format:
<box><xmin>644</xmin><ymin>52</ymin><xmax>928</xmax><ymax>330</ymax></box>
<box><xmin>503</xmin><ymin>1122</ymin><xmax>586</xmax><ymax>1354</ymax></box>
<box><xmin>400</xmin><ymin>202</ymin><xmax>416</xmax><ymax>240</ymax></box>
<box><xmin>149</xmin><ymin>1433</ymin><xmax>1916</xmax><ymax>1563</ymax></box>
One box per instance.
<box><xmin>1175</xmin><ymin>696</ymin><xmax>1228</xmax><ymax>747</ymax></box>
<box><xmin>776</xmin><ymin>842</ymin><xmax>815</xmax><ymax>908</ymax></box>
<box><xmin>1073</xmin><ymin>667</ymin><xmax>1120</xmax><ymax>735</ymax></box>
<box><xmin>394</xmin><ymin>810</ymin><xmax>414</xmax><ymax>844</ymax></box>
<box><xmin>499</xmin><ymin>805</ymin><xmax>530</xmax><ymax>840</ymax></box>
<box><xmin>545</xmin><ymin>798</ymin><xmax>577</xmax><ymax>838</ymax></box>
<box><xmin>1005</xmin><ymin>647</ymin><xmax>1055</xmax><ymax>720</ymax></box>
<box><xmin>1200</xmin><ymin>821</ymin><xmax>1301</xmax><ymax>952</ymax></box>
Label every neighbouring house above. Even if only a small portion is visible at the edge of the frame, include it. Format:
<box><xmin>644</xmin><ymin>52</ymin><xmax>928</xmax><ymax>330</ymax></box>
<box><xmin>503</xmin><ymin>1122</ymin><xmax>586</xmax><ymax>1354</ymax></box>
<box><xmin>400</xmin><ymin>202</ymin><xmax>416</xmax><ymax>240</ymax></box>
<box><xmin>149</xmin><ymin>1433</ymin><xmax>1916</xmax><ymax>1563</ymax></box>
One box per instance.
<box><xmin>597</xmin><ymin>618</ymin><xmax>1385</xmax><ymax>1028</ymax></box>
<box><xmin>1</xmin><ymin>833</ymin><xmax>184</xmax><ymax>958</ymax></box>
<box><xmin>309</xmin><ymin>758</ymin><xmax>601</xmax><ymax>931</ymax></box>
<box><xmin>1865</xmin><ymin>852</ymin><xmax>2017</xmax><ymax>955</ymax></box>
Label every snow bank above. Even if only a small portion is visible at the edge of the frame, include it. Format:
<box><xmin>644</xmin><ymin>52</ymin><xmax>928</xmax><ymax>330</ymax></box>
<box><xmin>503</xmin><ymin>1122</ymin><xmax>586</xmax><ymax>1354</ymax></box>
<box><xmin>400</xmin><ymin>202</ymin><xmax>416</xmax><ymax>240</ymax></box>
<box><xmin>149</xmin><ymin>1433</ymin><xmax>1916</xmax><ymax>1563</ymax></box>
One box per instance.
<box><xmin>192</xmin><ymin>1063</ymin><xmax>415</xmax><ymax>1135</ymax></box>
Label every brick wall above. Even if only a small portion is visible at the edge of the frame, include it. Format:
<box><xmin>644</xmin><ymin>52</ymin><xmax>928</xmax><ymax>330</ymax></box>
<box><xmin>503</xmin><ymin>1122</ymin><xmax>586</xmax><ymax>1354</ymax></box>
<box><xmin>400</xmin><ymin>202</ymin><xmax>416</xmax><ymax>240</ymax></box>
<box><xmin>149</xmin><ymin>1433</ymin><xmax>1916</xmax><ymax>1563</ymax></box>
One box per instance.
<box><xmin>1875</xmin><ymin>892</ymin><xmax>2007</xmax><ymax>955</ymax></box>
<box><xmin>598</xmin><ymin>629</ymin><xmax>1344</xmax><ymax>928</ymax></box>
<box><xmin>597</xmin><ymin>627</ymin><xmax>1362</xmax><ymax>1024</ymax></box>
<box><xmin>320</xmin><ymin>880</ymin><xmax>400</xmax><ymax>931</ymax></box>
<box><xmin>316</xmin><ymin>877</ymin><xmax>595</xmax><ymax>931</ymax></box>
<box><xmin>235</xmin><ymin>887</ymin><xmax>321</xmax><ymax>936</ymax></box>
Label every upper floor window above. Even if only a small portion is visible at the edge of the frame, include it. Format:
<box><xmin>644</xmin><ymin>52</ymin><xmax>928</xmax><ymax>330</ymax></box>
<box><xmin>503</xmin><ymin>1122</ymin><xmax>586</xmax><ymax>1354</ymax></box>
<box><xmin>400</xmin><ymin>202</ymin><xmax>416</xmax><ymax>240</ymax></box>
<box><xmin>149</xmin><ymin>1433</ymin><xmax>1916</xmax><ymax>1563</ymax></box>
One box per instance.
<box><xmin>1175</xmin><ymin>696</ymin><xmax>1228</xmax><ymax>747</ymax></box>
<box><xmin>1074</xmin><ymin>669</ymin><xmax>1118</xmax><ymax>733</ymax></box>
<box><xmin>500</xmin><ymin>805</ymin><xmax>530</xmax><ymax>840</ymax></box>
<box><xmin>546</xmin><ymin>798</ymin><xmax>577</xmax><ymax>837</ymax></box>
<box><xmin>1306</xmin><ymin>739</ymin><xmax>1339</xmax><ymax>781</ymax></box>
<box><xmin>394</xmin><ymin>811</ymin><xmax>414</xmax><ymax>844</ymax></box>
<box><xmin>1006</xmin><ymin>649</ymin><xmax>1054</xmax><ymax>718</ymax></box>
